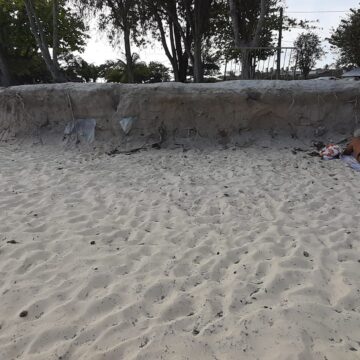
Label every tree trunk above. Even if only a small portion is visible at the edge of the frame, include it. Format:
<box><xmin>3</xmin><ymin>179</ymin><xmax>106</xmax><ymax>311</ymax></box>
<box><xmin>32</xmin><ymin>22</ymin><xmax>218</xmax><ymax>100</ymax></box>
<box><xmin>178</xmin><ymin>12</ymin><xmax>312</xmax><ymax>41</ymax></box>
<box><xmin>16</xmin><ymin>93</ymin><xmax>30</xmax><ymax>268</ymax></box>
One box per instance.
<box><xmin>240</xmin><ymin>49</ymin><xmax>252</xmax><ymax>80</ymax></box>
<box><xmin>181</xmin><ymin>0</ymin><xmax>210</xmax><ymax>83</ymax></box>
<box><xmin>229</xmin><ymin>0</ymin><xmax>268</xmax><ymax>80</ymax></box>
<box><xmin>228</xmin><ymin>0</ymin><xmax>241</xmax><ymax>48</ymax></box>
<box><xmin>154</xmin><ymin>12</ymin><xmax>179</xmax><ymax>82</ymax></box>
<box><xmin>123</xmin><ymin>26</ymin><xmax>134</xmax><ymax>83</ymax></box>
<box><xmin>223</xmin><ymin>59</ymin><xmax>228</xmax><ymax>80</ymax></box>
<box><xmin>167</xmin><ymin>10</ymin><xmax>194</xmax><ymax>66</ymax></box>
<box><xmin>164</xmin><ymin>1</ymin><xmax>190</xmax><ymax>82</ymax></box>
<box><xmin>251</xmin><ymin>0</ymin><xmax>267</xmax><ymax>47</ymax></box>
<box><xmin>0</xmin><ymin>47</ymin><xmax>12</xmax><ymax>86</ymax></box>
<box><xmin>174</xmin><ymin>24</ymin><xmax>188</xmax><ymax>82</ymax></box>
<box><xmin>192</xmin><ymin>0</ymin><xmax>206</xmax><ymax>83</ymax></box>
<box><xmin>53</xmin><ymin>0</ymin><xmax>59</xmax><ymax>69</ymax></box>
<box><xmin>24</xmin><ymin>0</ymin><xmax>64</xmax><ymax>82</ymax></box>
<box><xmin>304</xmin><ymin>68</ymin><xmax>310</xmax><ymax>79</ymax></box>
<box><xmin>193</xmin><ymin>37</ymin><xmax>203</xmax><ymax>82</ymax></box>
<box><xmin>52</xmin><ymin>0</ymin><xmax>66</xmax><ymax>82</ymax></box>
<box><xmin>168</xmin><ymin>20</ymin><xmax>180</xmax><ymax>82</ymax></box>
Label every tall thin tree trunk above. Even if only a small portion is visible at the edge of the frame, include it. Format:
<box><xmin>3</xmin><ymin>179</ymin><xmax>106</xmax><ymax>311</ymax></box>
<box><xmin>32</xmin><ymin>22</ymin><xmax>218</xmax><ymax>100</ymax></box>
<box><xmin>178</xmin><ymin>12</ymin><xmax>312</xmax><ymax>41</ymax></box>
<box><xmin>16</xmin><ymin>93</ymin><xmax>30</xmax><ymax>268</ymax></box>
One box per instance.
<box><xmin>224</xmin><ymin>58</ymin><xmax>228</xmax><ymax>80</ymax></box>
<box><xmin>168</xmin><ymin>12</ymin><xmax>194</xmax><ymax>66</ymax></box>
<box><xmin>168</xmin><ymin>19</ymin><xmax>180</xmax><ymax>82</ymax></box>
<box><xmin>52</xmin><ymin>0</ymin><xmax>65</xmax><ymax>82</ymax></box>
<box><xmin>123</xmin><ymin>26</ymin><xmax>134</xmax><ymax>83</ymax></box>
<box><xmin>0</xmin><ymin>47</ymin><xmax>12</xmax><ymax>86</ymax></box>
<box><xmin>193</xmin><ymin>37</ymin><xmax>203</xmax><ymax>82</ymax></box>
<box><xmin>174</xmin><ymin>24</ymin><xmax>187</xmax><ymax>82</ymax></box>
<box><xmin>193</xmin><ymin>0</ymin><xmax>203</xmax><ymax>83</ymax></box>
<box><xmin>53</xmin><ymin>0</ymin><xmax>59</xmax><ymax>69</ymax></box>
<box><xmin>251</xmin><ymin>0</ymin><xmax>267</xmax><ymax>47</ymax></box>
<box><xmin>24</xmin><ymin>0</ymin><xmax>64</xmax><ymax>82</ymax></box>
<box><xmin>155</xmin><ymin>13</ymin><xmax>179</xmax><ymax>82</ymax></box>
<box><xmin>165</xmin><ymin>2</ymin><xmax>189</xmax><ymax>82</ymax></box>
<box><xmin>228</xmin><ymin>0</ymin><xmax>241</xmax><ymax>48</ymax></box>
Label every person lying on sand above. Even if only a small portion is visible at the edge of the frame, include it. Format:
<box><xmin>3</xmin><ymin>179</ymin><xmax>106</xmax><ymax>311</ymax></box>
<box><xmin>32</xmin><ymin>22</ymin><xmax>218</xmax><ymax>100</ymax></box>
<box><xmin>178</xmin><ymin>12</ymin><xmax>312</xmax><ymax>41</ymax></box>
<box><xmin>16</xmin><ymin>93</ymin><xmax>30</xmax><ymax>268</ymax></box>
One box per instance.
<box><xmin>343</xmin><ymin>129</ymin><xmax>360</xmax><ymax>162</ymax></box>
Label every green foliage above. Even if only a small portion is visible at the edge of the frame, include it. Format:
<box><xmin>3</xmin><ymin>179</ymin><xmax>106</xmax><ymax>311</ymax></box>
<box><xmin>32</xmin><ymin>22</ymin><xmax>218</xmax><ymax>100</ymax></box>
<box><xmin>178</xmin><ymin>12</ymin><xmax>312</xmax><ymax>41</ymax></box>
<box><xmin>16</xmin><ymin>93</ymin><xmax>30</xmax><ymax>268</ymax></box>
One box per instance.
<box><xmin>0</xmin><ymin>0</ymin><xmax>329</xmax><ymax>85</ymax></box>
<box><xmin>147</xmin><ymin>62</ymin><xmax>171</xmax><ymax>83</ymax></box>
<box><xmin>77</xmin><ymin>0</ymin><xmax>144</xmax><ymax>45</ymax></box>
<box><xmin>329</xmin><ymin>7</ymin><xmax>360</xmax><ymax>68</ymax></box>
<box><xmin>75</xmin><ymin>0</ymin><xmax>147</xmax><ymax>83</ymax></box>
<box><xmin>0</xmin><ymin>0</ymin><xmax>88</xmax><ymax>84</ymax></box>
<box><xmin>187</xmin><ymin>52</ymin><xmax>221</xmax><ymax>78</ymax></box>
<box><xmin>294</xmin><ymin>32</ymin><xmax>324</xmax><ymax>78</ymax></box>
<box><xmin>210</xmin><ymin>1</ymin><xmax>312</xmax><ymax>66</ymax></box>
<box><xmin>63</xmin><ymin>55</ymin><xmax>102</xmax><ymax>82</ymax></box>
<box><xmin>102</xmin><ymin>56</ymin><xmax>170</xmax><ymax>84</ymax></box>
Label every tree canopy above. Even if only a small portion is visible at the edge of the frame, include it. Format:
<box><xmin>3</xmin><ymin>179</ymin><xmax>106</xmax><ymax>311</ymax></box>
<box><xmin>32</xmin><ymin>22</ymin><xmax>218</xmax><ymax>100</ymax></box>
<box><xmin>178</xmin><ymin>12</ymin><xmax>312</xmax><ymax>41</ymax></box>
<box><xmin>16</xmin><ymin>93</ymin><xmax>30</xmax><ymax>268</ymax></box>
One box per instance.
<box><xmin>0</xmin><ymin>0</ymin><xmax>88</xmax><ymax>85</ymax></box>
<box><xmin>329</xmin><ymin>7</ymin><xmax>360</xmax><ymax>68</ymax></box>
<box><xmin>102</xmin><ymin>57</ymin><xmax>170</xmax><ymax>83</ymax></box>
<box><xmin>294</xmin><ymin>32</ymin><xmax>324</xmax><ymax>79</ymax></box>
<box><xmin>0</xmin><ymin>0</ymin><xmax>340</xmax><ymax>86</ymax></box>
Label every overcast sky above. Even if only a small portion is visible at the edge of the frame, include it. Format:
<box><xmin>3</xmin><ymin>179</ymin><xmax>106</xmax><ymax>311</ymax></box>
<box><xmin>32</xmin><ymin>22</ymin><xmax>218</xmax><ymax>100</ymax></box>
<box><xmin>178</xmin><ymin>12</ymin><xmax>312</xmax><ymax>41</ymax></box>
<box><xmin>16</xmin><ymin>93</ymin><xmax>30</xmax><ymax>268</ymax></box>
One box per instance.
<box><xmin>81</xmin><ymin>0</ymin><xmax>360</xmax><ymax>68</ymax></box>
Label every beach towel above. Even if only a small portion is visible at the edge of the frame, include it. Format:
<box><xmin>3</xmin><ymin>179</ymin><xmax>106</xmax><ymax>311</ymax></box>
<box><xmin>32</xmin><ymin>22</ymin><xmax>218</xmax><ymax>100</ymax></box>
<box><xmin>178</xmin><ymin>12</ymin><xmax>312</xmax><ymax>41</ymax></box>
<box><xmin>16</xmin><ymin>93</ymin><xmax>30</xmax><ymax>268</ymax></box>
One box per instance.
<box><xmin>341</xmin><ymin>155</ymin><xmax>360</xmax><ymax>172</ymax></box>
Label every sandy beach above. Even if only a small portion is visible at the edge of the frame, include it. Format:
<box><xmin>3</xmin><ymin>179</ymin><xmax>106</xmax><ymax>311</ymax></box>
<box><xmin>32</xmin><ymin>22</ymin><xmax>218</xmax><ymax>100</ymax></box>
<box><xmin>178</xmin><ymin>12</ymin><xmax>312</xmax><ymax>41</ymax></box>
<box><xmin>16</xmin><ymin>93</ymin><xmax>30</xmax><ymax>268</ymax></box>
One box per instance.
<box><xmin>0</xmin><ymin>142</ymin><xmax>360</xmax><ymax>360</ymax></box>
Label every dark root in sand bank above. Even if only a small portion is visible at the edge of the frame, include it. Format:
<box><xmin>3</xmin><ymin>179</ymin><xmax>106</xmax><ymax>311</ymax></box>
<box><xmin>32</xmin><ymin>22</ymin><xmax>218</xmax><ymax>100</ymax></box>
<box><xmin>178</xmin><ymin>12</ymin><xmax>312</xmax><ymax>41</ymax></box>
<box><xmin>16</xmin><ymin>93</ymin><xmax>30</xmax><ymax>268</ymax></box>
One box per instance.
<box><xmin>0</xmin><ymin>81</ymin><xmax>359</xmax><ymax>152</ymax></box>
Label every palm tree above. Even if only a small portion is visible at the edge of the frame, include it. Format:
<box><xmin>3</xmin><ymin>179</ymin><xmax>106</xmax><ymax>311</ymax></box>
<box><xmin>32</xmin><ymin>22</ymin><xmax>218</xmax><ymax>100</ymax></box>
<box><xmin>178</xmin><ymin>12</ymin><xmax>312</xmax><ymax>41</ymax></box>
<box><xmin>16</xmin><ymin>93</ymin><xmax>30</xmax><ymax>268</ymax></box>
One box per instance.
<box><xmin>103</xmin><ymin>53</ymin><xmax>152</xmax><ymax>83</ymax></box>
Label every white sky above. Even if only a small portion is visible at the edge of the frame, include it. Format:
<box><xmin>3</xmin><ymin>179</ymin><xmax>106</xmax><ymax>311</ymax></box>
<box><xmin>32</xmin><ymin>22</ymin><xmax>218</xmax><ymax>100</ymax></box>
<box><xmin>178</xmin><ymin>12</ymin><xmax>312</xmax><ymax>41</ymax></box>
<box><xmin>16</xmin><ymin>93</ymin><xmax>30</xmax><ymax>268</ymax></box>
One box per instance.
<box><xmin>82</xmin><ymin>0</ymin><xmax>360</xmax><ymax>68</ymax></box>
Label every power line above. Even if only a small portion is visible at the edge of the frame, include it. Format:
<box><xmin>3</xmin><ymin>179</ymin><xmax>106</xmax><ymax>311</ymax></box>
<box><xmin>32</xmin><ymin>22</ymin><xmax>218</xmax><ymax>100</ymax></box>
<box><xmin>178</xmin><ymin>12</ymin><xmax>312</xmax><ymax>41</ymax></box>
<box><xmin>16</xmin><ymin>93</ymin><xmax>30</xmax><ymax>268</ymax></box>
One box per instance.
<box><xmin>286</xmin><ymin>10</ymin><xmax>348</xmax><ymax>14</ymax></box>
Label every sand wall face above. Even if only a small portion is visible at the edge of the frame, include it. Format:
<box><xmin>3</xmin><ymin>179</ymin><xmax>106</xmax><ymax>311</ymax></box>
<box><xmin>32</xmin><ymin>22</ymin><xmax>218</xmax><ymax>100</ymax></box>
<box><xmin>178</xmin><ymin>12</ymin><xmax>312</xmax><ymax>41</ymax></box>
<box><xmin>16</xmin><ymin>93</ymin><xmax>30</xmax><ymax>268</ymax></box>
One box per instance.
<box><xmin>0</xmin><ymin>81</ymin><xmax>359</xmax><ymax>146</ymax></box>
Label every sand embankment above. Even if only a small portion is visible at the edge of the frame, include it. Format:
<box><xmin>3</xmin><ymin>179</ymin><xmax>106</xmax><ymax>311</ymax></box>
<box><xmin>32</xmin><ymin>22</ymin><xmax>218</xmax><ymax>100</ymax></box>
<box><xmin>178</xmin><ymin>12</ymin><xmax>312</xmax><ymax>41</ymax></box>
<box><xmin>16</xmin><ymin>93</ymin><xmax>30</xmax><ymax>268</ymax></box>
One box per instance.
<box><xmin>0</xmin><ymin>80</ymin><xmax>359</xmax><ymax>147</ymax></box>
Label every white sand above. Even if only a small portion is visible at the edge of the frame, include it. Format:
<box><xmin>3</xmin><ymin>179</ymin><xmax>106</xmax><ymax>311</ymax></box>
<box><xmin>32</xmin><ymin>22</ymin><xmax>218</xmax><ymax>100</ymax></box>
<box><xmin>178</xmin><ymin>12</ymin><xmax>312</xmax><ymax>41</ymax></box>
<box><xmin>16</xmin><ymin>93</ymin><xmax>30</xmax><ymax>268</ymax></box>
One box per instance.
<box><xmin>0</xmin><ymin>143</ymin><xmax>360</xmax><ymax>360</ymax></box>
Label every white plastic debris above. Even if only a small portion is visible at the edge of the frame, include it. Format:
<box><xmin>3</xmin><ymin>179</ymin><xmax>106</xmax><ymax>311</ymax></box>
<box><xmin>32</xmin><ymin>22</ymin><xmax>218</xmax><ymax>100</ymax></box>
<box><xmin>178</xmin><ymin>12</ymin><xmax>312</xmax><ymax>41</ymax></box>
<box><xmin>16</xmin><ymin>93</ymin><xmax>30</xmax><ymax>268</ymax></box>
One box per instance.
<box><xmin>119</xmin><ymin>117</ymin><xmax>136</xmax><ymax>135</ymax></box>
<box><xmin>64</xmin><ymin>119</ymin><xmax>96</xmax><ymax>143</ymax></box>
<box><xmin>64</xmin><ymin>122</ymin><xmax>75</xmax><ymax>135</ymax></box>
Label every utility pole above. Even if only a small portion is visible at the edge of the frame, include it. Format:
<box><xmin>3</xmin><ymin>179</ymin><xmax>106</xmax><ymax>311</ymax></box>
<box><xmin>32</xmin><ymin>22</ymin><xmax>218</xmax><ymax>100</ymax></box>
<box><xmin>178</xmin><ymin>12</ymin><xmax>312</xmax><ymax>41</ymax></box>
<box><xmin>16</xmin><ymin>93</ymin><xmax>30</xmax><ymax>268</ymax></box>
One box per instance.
<box><xmin>276</xmin><ymin>7</ymin><xmax>283</xmax><ymax>79</ymax></box>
